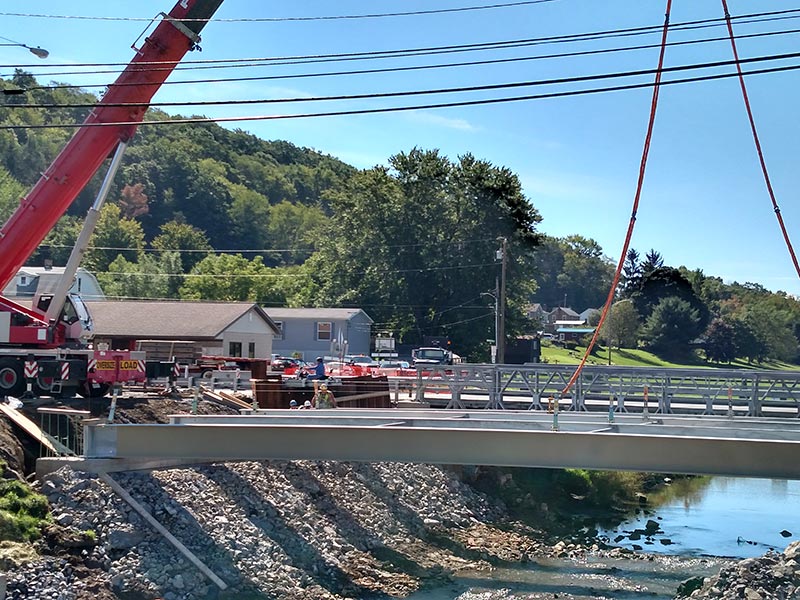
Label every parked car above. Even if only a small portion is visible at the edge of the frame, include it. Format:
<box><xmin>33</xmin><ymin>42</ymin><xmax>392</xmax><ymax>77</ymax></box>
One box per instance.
<box><xmin>271</xmin><ymin>356</ymin><xmax>304</xmax><ymax>372</ymax></box>
<box><xmin>375</xmin><ymin>360</ymin><xmax>415</xmax><ymax>377</ymax></box>
<box><xmin>379</xmin><ymin>360</ymin><xmax>410</xmax><ymax>369</ymax></box>
<box><xmin>345</xmin><ymin>354</ymin><xmax>380</xmax><ymax>367</ymax></box>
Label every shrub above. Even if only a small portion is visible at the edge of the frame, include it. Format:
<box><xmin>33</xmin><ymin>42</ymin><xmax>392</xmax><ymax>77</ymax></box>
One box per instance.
<box><xmin>0</xmin><ymin>479</ymin><xmax>50</xmax><ymax>541</ymax></box>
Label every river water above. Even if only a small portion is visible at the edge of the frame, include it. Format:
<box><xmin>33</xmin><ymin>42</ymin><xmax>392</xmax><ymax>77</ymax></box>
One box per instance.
<box><xmin>408</xmin><ymin>477</ymin><xmax>800</xmax><ymax>599</ymax></box>
<box><xmin>601</xmin><ymin>477</ymin><xmax>800</xmax><ymax>559</ymax></box>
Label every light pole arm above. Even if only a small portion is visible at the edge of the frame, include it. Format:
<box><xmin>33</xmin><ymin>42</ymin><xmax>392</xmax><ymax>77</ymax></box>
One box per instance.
<box><xmin>0</xmin><ymin>38</ymin><xmax>49</xmax><ymax>59</ymax></box>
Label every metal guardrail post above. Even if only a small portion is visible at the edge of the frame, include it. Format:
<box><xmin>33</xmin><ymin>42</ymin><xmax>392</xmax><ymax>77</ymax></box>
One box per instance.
<box><xmin>608</xmin><ymin>396</ymin><xmax>615</xmax><ymax>423</ymax></box>
<box><xmin>192</xmin><ymin>387</ymin><xmax>199</xmax><ymax>415</ymax></box>
<box><xmin>552</xmin><ymin>393</ymin><xmax>560</xmax><ymax>431</ymax></box>
<box><xmin>727</xmin><ymin>386</ymin><xmax>734</xmax><ymax>418</ymax></box>
<box><xmin>704</xmin><ymin>393</ymin><xmax>714</xmax><ymax>415</ymax></box>
<box><xmin>486</xmin><ymin>365</ymin><xmax>503</xmax><ymax>410</ymax></box>
<box><xmin>750</xmin><ymin>374</ymin><xmax>760</xmax><ymax>416</ymax></box>
<box><xmin>642</xmin><ymin>385</ymin><xmax>650</xmax><ymax>421</ymax></box>
<box><xmin>108</xmin><ymin>385</ymin><xmax>120</xmax><ymax>423</ymax></box>
<box><xmin>416</xmin><ymin>370</ymin><xmax>424</xmax><ymax>403</ymax></box>
<box><xmin>657</xmin><ymin>375</ymin><xmax>671</xmax><ymax>414</ymax></box>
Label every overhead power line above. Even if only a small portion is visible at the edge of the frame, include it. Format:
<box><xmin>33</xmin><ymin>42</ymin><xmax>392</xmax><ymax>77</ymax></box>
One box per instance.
<box><xmin>8</xmin><ymin>50</ymin><xmax>800</xmax><ymax>110</ymax></box>
<box><xmin>100</xmin><ymin>261</ymin><xmax>501</xmax><ymax>278</ymax></box>
<box><xmin>8</xmin><ymin>25</ymin><xmax>800</xmax><ymax>93</ymax></box>
<box><xmin>0</xmin><ymin>1</ymin><xmax>559</xmax><ymax>24</ymax></box>
<box><xmin>46</xmin><ymin>235</ymin><xmax>502</xmax><ymax>254</ymax></box>
<box><xmin>4</xmin><ymin>62</ymin><xmax>798</xmax><ymax>131</ymax></box>
<box><xmin>5</xmin><ymin>8</ymin><xmax>799</xmax><ymax>78</ymax></box>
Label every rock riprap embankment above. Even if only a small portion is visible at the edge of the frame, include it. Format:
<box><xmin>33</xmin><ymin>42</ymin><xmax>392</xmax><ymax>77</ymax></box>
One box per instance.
<box><xmin>7</xmin><ymin>461</ymin><xmax>548</xmax><ymax>599</ymax></box>
<box><xmin>679</xmin><ymin>540</ymin><xmax>800</xmax><ymax>599</ymax></box>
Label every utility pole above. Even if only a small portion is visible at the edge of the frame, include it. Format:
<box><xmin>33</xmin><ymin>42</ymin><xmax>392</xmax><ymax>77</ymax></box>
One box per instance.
<box><xmin>494</xmin><ymin>278</ymin><xmax>500</xmax><ymax>363</ymax></box>
<box><xmin>497</xmin><ymin>237</ymin><xmax>507</xmax><ymax>364</ymax></box>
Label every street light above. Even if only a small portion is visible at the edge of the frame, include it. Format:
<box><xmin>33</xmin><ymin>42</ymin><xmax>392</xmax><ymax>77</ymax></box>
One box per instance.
<box><xmin>0</xmin><ymin>36</ymin><xmax>49</xmax><ymax>59</ymax></box>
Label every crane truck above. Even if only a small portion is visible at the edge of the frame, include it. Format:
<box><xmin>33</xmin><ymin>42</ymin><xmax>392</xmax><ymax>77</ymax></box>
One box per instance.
<box><xmin>0</xmin><ymin>0</ymin><xmax>224</xmax><ymax>398</ymax></box>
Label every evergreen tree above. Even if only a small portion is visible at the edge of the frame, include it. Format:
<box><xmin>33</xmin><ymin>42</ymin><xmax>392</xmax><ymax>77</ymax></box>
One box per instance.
<box><xmin>640</xmin><ymin>296</ymin><xmax>701</xmax><ymax>357</ymax></box>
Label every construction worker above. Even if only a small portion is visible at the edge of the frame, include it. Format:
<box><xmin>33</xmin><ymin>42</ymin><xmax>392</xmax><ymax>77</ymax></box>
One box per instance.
<box><xmin>314</xmin><ymin>383</ymin><xmax>337</xmax><ymax>409</ymax></box>
<box><xmin>307</xmin><ymin>356</ymin><xmax>327</xmax><ymax>392</ymax></box>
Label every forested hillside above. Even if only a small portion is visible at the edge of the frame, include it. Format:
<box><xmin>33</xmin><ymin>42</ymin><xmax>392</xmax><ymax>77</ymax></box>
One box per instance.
<box><xmin>1</xmin><ymin>71</ymin><xmax>799</xmax><ymax>364</ymax></box>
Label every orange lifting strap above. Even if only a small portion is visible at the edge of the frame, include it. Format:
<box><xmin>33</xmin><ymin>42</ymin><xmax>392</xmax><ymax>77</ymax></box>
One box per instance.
<box><xmin>560</xmin><ymin>0</ymin><xmax>673</xmax><ymax>397</ymax></box>
<box><xmin>561</xmin><ymin>0</ymin><xmax>800</xmax><ymax>397</ymax></box>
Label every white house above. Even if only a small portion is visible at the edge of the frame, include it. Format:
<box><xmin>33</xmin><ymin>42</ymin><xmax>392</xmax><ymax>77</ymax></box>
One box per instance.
<box><xmin>3</xmin><ymin>266</ymin><xmax>105</xmax><ymax>300</ymax></box>
<box><xmin>86</xmin><ymin>300</ymin><xmax>280</xmax><ymax>358</ymax></box>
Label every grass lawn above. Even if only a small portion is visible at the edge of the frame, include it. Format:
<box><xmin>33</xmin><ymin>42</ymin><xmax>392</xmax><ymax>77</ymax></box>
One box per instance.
<box><xmin>540</xmin><ymin>343</ymin><xmax>800</xmax><ymax>370</ymax></box>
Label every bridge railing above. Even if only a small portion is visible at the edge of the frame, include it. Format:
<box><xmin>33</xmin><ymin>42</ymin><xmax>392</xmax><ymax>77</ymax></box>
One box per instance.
<box><xmin>408</xmin><ymin>364</ymin><xmax>800</xmax><ymax>417</ymax></box>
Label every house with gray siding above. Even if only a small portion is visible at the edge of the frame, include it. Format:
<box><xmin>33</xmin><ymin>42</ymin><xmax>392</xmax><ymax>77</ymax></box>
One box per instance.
<box><xmin>267</xmin><ymin>308</ymin><xmax>373</xmax><ymax>360</ymax></box>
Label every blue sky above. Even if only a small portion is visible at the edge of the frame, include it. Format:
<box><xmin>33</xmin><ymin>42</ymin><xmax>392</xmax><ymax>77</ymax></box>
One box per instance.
<box><xmin>2</xmin><ymin>0</ymin><xmax>800</xmax><ymax>295</ymax></box>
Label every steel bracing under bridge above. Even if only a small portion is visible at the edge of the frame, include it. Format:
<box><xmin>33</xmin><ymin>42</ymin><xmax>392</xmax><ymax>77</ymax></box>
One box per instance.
<box><xmin>38</xmin><ymin>408</ymin><xmax>800</xmax><ymax>481</ymax></box>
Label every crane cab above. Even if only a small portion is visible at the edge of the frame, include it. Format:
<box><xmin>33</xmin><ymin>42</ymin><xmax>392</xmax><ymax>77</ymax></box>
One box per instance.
<box><xmin>34</xmin><ymin>292</ymin><xmax>93</xmax><ymax>345</ymax></box>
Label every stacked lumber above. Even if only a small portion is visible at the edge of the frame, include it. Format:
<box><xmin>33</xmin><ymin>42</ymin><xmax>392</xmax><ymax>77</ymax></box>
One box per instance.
<box><xmin>199</xmin><ymin>386</ymin><xmax>253</xmax><ymax>410</ymax></box>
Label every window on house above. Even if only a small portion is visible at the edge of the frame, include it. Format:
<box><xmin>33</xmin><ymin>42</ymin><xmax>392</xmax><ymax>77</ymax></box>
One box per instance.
<box><xmin>19</xmin><ymin>276</ymin><xmax>27</xmax><ymax>286</ymax></box>
<box><xmin>316</xmin><ymin>321</ymin><xmax>332</xmax><ymax>341</ymax></box>
<box><xmin>274</xmin><ymin>321</ymin><xmax>284</xmax><ymax>340</ymax></box>
<box><xmin>229</xmin><ymin>342</ymin><xmax>242</xmax><ymax>357</ymax></box>
<box><xmin>248</xmin><ymin>342</ymin><xmax>255</xmax><ymax>359</ymax></box>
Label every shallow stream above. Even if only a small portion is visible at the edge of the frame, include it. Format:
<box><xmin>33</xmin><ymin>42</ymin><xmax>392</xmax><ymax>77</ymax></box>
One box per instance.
<box><xmin>408</xmin><ymin>477</ymin><xmax>800</xmax><ymax>599</ymax></box>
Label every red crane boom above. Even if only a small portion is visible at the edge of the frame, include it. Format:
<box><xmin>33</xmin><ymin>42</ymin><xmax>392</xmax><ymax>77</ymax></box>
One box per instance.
<box><xmin>0</xmin><ymin>0</ymin><xmax>223</xmax><ymax>398</ymax></box>
<box><xmin>0</xmin><ymin>0</ymin><xmax>224</xmax><ymax>291</ymax></box>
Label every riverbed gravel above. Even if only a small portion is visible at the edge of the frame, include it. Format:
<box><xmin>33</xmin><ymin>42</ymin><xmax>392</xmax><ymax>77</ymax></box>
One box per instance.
<box><xmin>6</xmin><ymin>461</ymin><xmax>548</xmax><ymax>599</ymax></box>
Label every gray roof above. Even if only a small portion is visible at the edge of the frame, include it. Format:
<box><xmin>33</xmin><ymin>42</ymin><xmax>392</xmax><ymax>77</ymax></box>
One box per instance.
<box><xmin>266</xmin><ymin>307</ymin><xmax>373</xmax><ymax>324</ymax></box>
<box><xmin>86</xmin><ymin>301</ymin><xmax>279</xmax><ymax>340</ymax></box>
<box><xmin>556</xmin><ymin>327</ymin><xmax>596</xmax><ymax>334</ymax></box>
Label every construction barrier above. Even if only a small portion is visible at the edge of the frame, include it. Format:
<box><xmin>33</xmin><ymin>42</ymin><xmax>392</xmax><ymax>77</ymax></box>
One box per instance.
<box><xmin>251</xmin><ymin>375</ymin><xmax>283</xmax><ymax>408</ymax></box>
<box><xmin>252</xmin><ymin>375</ymin><xmax>392</xmax><ymax>409</ymax></box>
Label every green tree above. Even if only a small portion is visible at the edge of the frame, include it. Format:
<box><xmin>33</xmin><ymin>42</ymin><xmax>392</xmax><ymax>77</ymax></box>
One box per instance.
<box><xmin>179</xmin><ymin>253</ymin><xmax>269</xmax><ymax>301</ymax></box>
<box><xmin>601</xmin><ymin>300</ymin><xmax>640</xmax><ymax>351</ymax></box>
<box><xmin>641</xmin><ymin>249</ymin><xmax>664</xmax><ymax>276</ymax></box>
<box><xmin>731</xmin><ymin>317</ymin><xmax>767</xmax><ymax>364</ymax></box>
<box><xmin>151</xmin><ymin>220</ymin><xmax>212</xmax><ymax>272</ymax></box>
<box><xmin>226</xmin><ymin>183</ymin><xmax>271</xmax><ymax>252</ymax></box>
<box><xmin>98</xmin><ymin>251</ymin><xmax>182</xmax><ymax>300</ymax></box>
<box><xmin>0</xmin><ymin>166</ymin><xmax>25</xmax><ymax>224</ymax></box>
<box><xmin>266</xmin><ymin>200</ymin><xmax>323</xmax><ymax>266</ymax></box>
<box><xmin>31</xmin><ymin>216</ymin><xmax>83</xmax><ymax>266</ymax></box>
<box><xmin>619</xmin><ymin>248</ymin><xmax>641</xmax><ymax>298</ymax></box>
<box><xmin>533</xmin><ymin>235</ymin><xmax>614</xmax><ymax>311</ymax></box>
<box><xmin>309</xmin><ymin>149</ymin><xmax>541</xmax><ymax>360</ymax></box>
<box><xmin>703</xmin><ymin>317</ymin><xmax>736</xmax><ymax>364</ymax></box>
<box><xmin>738</xmin><ymin>302</ymin><xmax>798</xmax><ymax>362</ymax></box>
<box><xmin>631</xmin><ymin>267</ymin><xmax>710</xmax><ymax>333</ymax></box>
<box><xmin>84</xmin><ymin>204</ymin><xmax>145</xmax><ymax>272</ymax></box>
<box><xmin>640</xmin><ymin>296</ymin><xmax>701</xmax><ymax>357</ymax></box>
<box><xmin>555</xmin><ymin>235</ymin><xmax>614</xmax><ymax>311</ymax></box>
